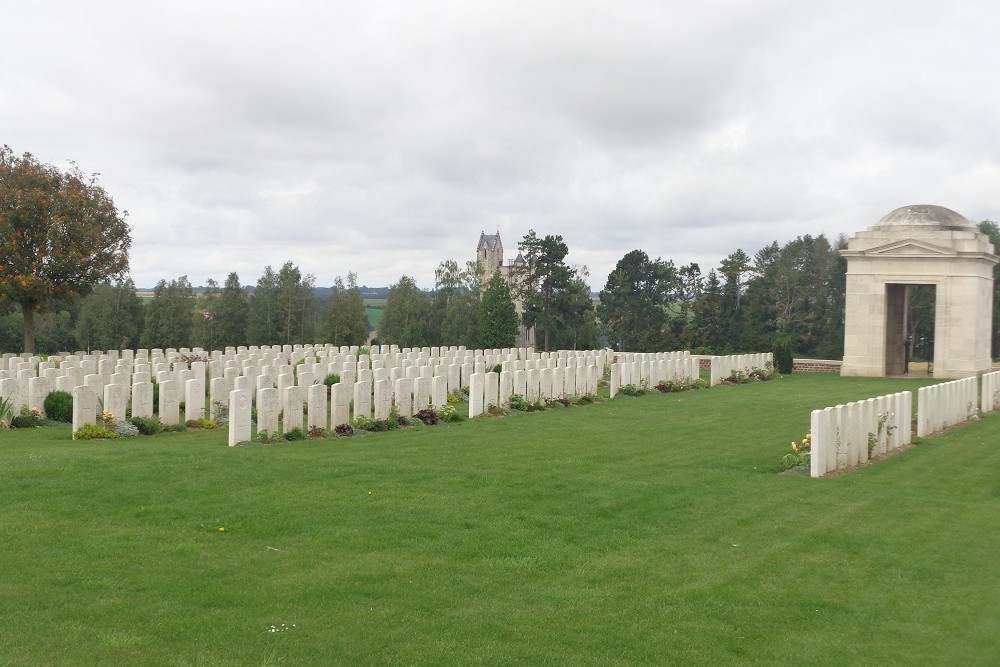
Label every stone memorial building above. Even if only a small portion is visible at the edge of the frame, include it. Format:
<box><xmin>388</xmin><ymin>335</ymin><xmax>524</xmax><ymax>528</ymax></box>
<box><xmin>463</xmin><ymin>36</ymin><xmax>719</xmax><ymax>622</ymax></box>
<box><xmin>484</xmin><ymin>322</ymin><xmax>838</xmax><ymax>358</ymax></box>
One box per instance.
<box><xmin>841</xmin><ymin>204</ymin><xmax>997</xmax><ymax>378</ymax></box>
<box><xmin>477</xmin><ymin>231</ymin><xmax>536</xmax><ymax>348</ymax></box>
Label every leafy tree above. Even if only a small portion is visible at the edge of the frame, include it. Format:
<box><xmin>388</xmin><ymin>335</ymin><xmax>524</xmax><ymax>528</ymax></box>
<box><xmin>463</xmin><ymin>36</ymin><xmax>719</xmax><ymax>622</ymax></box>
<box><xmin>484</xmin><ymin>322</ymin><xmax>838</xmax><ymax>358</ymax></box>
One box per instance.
<box><xmin>141</xmin><ymin>276</ymin><xmax>196</xmax><ymax>349</ymax></box>
<box><xmin>192</xmin><ymin>279</ymin><xmax>221</xmax><ymax>350</ymax></box>
<box><xmin>431</xmin><ymin>259</ymin><xmax>480</xmax><ymax>347</ymax></box>
<box><xmin>0</xmin><ymin>308</ymin><xmax>76</xmax><ymax>354</ymax></box>
<box><xmin>324</xmin><ymin>272</ymin><xmax>369</xmax><ymax>346</ymax></box>
<box><xmin>726</xmin><ymin>235</ymin><xmax>846</xmax><ymax>357</ymax></box>
<box><xmin>718</xmin><ymin>249</ymin><xmax>752</xmax><ymax>351</ymax></box>
<box><xmin>552</xmin><ymin>274</ymin><xmax>602</xmax><ymax>350</ymax></box>
<box><xmin>691</xmin><ymin>269</ymin><xmax>725</xmax><ymax>352</ymax></box>
<box><xmin>515</xmin><ymin>230</ymin><xmax>574</xmax><ymax>351</ymax></box>
<box><xmin>247</xmin><ymin>266</ymin><xmax>280</xmax><ymax>345</ymax></box>
<box><xmin>276</xmin><ymin>261</ymin><xmax>317</xmax><ymax>345</ymax></box>
<box><xmin>596</xmin><ymin>249</ymin><xmax>677</xmax><ymax>351</ymax></box>
<box><xmin>677</xmin><ymin>263</ymin><xmax>702</xmax><ymax>321</ymax></box>
<box><xmin>246</xmin><ymin>262</ymin><xmax>316</xmax><ymax>346</ymax></box>
<box><xmin>378</xmin><ymin>276</ymin><xmax>431</xmax><ymax>347</ymax></box>
<box><xmin>0</xmin><ymin>146</ymin><xmax>130</xmax><ymax>352</ymax></box>
<box><xmin>476</xmin><ymin>272</ymin><xmax>518</xmax><ymax>348</ymax></box>
<box><xmin>76</xmin><ymin>278</ymin><xmax>144</xmax><ymax>351</ymax></box>
<box><xmin>212</xmin><ymin>272</ymin><xmax>249</xmax><ymax>349</ymax></box>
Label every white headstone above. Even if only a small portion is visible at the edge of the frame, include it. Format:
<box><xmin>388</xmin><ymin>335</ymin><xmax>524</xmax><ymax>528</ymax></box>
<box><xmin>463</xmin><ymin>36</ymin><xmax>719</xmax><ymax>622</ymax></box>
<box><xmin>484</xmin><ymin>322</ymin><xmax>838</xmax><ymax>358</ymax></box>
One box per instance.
<box><xmin>257</xmin><ymin>387</ymin><xmax>280</xmax><ymax>436</ymax></box>
<box><xmin>72</xmin><ymin>385</ymin><xmax>98</xmax><ymax>436</ymax></box>
<box><xmin>330</xmin><ymin>383</ymin><xmax>350</xmax><ymax>428</ymax></box>
<box><xmin>283</xmin><ymin>385</ymin><xmax>304</xmax><ymax>433</ymax></box>
<box><xmin>185</xmin><ymin>378</ymin><xmax>205</xmax><ymax>422</ymax></box>
<box><xmin>159</xmin><ymin>380</ymin><xmax>180</xmax><ymax>426</ymax></box>
<box><xmin>132</xmin><ymin>382</ymin><xmax>154</xmax><ymax>419</ymax></box>
<box><xmin>307</xmin><ymin>383</ymin><xmax>327</xmax><ymax>432</ymax></box>
<box><xmin>228</xmin><ymin>388</ymin><xmax>252</xmax><ymax>446</ymax></box>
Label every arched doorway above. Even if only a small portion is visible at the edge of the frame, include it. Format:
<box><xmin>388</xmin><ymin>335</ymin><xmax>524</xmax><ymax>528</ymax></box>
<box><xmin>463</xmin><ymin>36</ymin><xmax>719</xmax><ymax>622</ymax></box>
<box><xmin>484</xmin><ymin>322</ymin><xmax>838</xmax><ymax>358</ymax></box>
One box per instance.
<box><xmin>841</xmin><ymin>205</ymin><xmax>996</xmax><ymax>379</ymax></box>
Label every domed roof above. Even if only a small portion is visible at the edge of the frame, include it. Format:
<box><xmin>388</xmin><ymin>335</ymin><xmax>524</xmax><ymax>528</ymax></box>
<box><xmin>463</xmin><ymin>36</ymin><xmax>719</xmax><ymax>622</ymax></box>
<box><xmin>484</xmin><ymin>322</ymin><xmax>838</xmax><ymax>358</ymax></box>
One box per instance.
<box><xmin>872</xmin><ymin>205</ymin><xmax>974</xmax><ymax>230</ymax></box>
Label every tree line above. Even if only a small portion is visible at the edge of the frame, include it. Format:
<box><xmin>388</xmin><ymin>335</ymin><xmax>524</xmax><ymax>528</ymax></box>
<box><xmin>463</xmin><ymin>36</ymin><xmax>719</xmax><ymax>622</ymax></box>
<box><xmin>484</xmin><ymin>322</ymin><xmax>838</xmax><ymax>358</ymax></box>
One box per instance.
<box><xmin>4</xmin><ymin>224</ymin><xmax>1000</xmax><ymax>358</ymax></box>
<box><xmin>5</xmin><ymin>146</ymin><xmax>999</xmax><ymax>358</ymax></box>
<box><xmin>373</xmin><ymin>231</ymin><xmax>601</xmax><ymax>352</ymax></box>
<box><xmin>0</xmin><ymin>263</ymin><xmax>370</xmax><ymax>353</ymax></box>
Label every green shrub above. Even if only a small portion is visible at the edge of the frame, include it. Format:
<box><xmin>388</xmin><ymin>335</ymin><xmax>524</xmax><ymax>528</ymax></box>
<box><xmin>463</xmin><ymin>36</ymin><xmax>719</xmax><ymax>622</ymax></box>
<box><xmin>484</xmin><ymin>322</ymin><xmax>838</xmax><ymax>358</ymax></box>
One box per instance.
<box><xmin>127</xmin><ymin>416</ymin><xmax>164</xmax><ymax>435</ymax></box>
<box><xmin>114</xmin><ymin>421</ymin><xmax>140</xmax><ymax>438</ymax></box>
<box><xmin>773</xmin><ymin>336</ymin><xmax>794</xmax><ymax>374</ymax></box>
<box><xmin>323</xmin><ymin>373</ymin><xmax>341</xmax><ymax>386</ymax></box>
<box><xmin>509</xmin><ymin>394</ymin><xmax>545</xmax><ymax>412</ymax></box>
<box><xmin>483</xmin><ymin>404</ymin><xmax>510</xmax><ymax>418</ymax></box>
<box><xmin>354</xmin><ymin>414</ymin><xmax>400</xmax><ymax>432</ymax></box>
<box><xmin>781</xmin><ymin>432</ymin><xmax>811</xmax><ymax>470</ymax></box>
<box><xmin>509</xmin><ymin>394</ymin><xmax>530</xmax><ymax>411</ymax></box>
<box><xmin>284</xmin><ymin>427</ymin><xmax>306</xmax><ymax>441</ymax></box>
<box><xmin>11</xmin><ymin>406</ymin><xmax>44</xmax><ymax>428</ymax></box>
<box><xmin>438</xmin><ymin>405</ymin><xmax>463</xmax><ymax>423</ymax></box>
<box><xmin>74</xmin><ymin>423</ymin><xmax>118</xmax><ymax>440</ymax></box>
<box><xmin>44</xmin><ymin>391</ymin><xmax>73</xmax><ymax>422</ymax></box>
<box><xmin>617</xmin><ymin>384</ymin><xmax>647</xmax><ymax>397</ymax></box>
<box><xmin>256</xmin><ymin>429</ymin><xmax>281</xmax><ymax>444</ymax></box>
<box><xmin>490</xmin><ymin>363</ymin><xmax>502</xmax><ymax>374</ymax></box>
<box><xmin>185</xmin><ymin>418</ymin><xmax>218</xmax><ymax>430</ymax></box>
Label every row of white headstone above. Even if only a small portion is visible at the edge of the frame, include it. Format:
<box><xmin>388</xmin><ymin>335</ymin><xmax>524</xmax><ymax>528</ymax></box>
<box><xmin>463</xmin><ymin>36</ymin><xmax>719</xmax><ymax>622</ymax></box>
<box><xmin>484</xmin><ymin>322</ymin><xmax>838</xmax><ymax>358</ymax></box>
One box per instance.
<box><xmin>979</xmin><ymin>370</ymin><xmax>1000</xmax><ymax>414</ymax></box>
<box><xmin>809</xmin><ymin>391</ymin><xmax>912</xmax><ymax>477</ymax></box>
<box><xmin>709</xmin><ymin>353</ymin><xmax>774</xmax><ymax>385</ymax></box>
<box><xmin>810</xmin><ymin>372</ymin><xmax>998</xmax><ymax>477</ymax></box>
<box><xmin>607</xmin><ymin>352</ymin><xmax>700</xmax><ymax>398</ymax></box>
<box><xmin>223</xmin><ymin>354</ymin><xmax>615</xmax><ymax>446</ymax></box>
<box><xmin>0</xmin><ymin>344</ymin><xmax>620</xmax><ymax>440</ymax></box>
<box><xmin>915</xmin><ymin>376</ymin><xmax>978</xmax><ymax>438</ymax></box>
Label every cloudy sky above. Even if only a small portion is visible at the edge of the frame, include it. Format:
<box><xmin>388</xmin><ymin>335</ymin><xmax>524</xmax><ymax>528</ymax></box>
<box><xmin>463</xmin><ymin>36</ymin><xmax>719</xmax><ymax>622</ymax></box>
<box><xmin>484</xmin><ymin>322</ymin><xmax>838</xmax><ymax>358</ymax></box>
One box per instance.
<box><xmin>4</xmin><ymin>0</ymin><xmax>999</xmax><ymax>290</ymax></box>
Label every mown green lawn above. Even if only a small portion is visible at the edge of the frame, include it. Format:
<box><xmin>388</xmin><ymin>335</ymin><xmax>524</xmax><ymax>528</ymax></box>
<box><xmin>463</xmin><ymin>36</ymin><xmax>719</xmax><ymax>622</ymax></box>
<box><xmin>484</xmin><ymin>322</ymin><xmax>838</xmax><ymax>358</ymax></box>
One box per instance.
<box><xmin>1</xmin><ymin>373</ymin><xmax>998</xmax><ymax>666</ymax></box>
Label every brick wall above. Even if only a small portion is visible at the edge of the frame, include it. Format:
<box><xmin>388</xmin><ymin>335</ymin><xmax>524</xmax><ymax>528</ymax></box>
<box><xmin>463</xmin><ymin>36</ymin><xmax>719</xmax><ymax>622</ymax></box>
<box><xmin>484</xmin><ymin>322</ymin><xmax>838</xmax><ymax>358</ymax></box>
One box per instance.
<box><xmin>792</xmin><ymin>359</ymin><xmax>842</xmax><ymax>373</ymax></box>
<box><xmin>693</xmin><ymin>355</ymin><xmax>842</xmax><ymax>373</ymax></box>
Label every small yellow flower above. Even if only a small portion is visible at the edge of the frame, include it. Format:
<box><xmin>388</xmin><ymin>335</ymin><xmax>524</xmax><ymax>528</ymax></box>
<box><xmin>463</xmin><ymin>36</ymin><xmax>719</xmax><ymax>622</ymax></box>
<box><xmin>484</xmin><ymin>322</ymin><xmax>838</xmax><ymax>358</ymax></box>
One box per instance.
<box><xmin>218</xmin><ymin>526</ymin><xmax>225</xmax><ymax>532</ymax></box>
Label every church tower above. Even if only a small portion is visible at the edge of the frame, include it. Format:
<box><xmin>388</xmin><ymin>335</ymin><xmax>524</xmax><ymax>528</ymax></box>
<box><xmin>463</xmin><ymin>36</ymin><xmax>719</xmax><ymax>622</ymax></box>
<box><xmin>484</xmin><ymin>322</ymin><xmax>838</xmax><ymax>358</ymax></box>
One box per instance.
<box><xmin>476</xmin><ymin>231</ymin><xmax>503</xmax><ymax>274</ymax></box>
<box><xmin>476</xmin><ymin>230</ymin><xmax>535</xmax><ymax>348</ymax></box>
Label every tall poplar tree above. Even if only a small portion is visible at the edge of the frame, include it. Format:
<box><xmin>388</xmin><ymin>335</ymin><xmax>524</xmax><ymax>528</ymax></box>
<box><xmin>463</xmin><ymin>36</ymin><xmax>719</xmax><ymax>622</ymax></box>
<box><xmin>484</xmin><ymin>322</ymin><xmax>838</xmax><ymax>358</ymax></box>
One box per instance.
<box><xmin>324</xmin><ymin>273</ymin><xmax>369</xmax><ymax>346</ymax></box>
<box><xmin>141</xmin><ymin>276</ymin><xmax>196</xmax><ymax>349</ymax></box>
<box><xmin>378</xmin><ymin>276</ymin><xmax>431</xmax><ymax>347</ymax></box>
<box><xmin>212</xmin><ymin>272</ymin><xmax>249</xmax><ymax>349</ymax></box>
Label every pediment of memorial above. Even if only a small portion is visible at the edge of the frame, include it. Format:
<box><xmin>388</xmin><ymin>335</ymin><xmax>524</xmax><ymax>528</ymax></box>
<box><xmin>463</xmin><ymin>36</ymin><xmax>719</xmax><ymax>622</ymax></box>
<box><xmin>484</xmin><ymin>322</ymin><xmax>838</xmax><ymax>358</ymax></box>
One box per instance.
<box><xmin>863</xmin><ymin>239</ymin><xmax>957</xmax><ymax>257</ymax></box>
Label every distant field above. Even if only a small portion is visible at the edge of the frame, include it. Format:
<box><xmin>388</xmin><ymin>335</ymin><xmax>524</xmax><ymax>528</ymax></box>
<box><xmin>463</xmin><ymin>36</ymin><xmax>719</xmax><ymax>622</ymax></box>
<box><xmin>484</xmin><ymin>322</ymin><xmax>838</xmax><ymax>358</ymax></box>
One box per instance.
<box><xmin>364</xmin><ymin>298</ymin><xmax>385</xmax><ymax>330</ymax></box>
